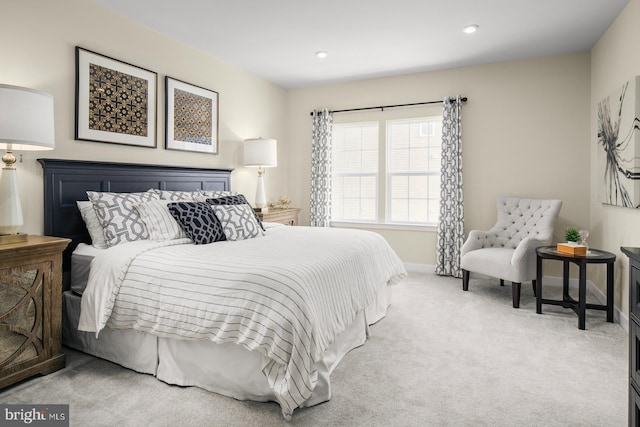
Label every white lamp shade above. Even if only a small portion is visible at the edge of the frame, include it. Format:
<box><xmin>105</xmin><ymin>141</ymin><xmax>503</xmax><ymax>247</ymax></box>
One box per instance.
<box><xmin>0</xmin><ymin>84</ymin><xmax>55</xmax><ymax>151</ymax></box>
<box><xmin>244</xmin><ymin>138</ymin><xmax>277</xmax><ymax>167</ymax></box>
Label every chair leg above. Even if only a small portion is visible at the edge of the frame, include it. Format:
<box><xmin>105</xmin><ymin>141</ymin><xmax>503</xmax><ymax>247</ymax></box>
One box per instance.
<box><xmin>531</xmin><ymin>280</ymin><xmax>536</xmax><ymax>297</ymax></box>
<box><xmin>512</xmin><ymin>282</ymin><xmax>521</xmax><ymax>308</ymax></box>
<box><xmin>462</xmin><ymin>269</ymin><xmax>469</xmax><ymax>291</ymax></box>
<box><xmin>500</xmin><ymin>279</ymin><xmax>504</xmax><ymax>287</ymax></box>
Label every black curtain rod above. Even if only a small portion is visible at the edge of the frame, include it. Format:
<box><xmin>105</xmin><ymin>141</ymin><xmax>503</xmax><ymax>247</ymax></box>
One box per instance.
<box><xmin>309</xmin><ymin>96</ymin><xmax>467</xmax><ymax>116</ymax></box>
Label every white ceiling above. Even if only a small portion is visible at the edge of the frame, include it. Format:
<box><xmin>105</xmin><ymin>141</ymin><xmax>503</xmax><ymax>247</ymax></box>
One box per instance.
<box><xmin>90</xmin><ymin>0</ymin><xmax>628</xmax><ymax>89</ymax></box>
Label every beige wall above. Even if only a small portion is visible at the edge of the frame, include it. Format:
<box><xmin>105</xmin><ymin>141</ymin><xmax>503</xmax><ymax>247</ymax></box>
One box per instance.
<box><xmin>287</xmin><ymin>53</ymin><xmax>591</xmax><ymax>264</ymax></box>
<box><xmin>0</xmin><ymin>0</ymin><xmax>288</xmax><ymax>235</ymax></box>
<box><xmin>590</xmin><ymin>0</ymin><xmax>640</xmax><ymax>316</ymax></box>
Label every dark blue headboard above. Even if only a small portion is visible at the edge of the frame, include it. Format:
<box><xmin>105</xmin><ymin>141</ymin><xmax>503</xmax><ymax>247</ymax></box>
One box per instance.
<box><xmin>39</xmin><ymin>158</ymin><xmax>233</xmax><ymax>277</ymax></box>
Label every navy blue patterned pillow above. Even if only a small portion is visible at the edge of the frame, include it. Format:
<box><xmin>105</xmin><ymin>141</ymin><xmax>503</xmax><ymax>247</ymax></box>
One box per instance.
<box><xmin>167</xmin><ymin>202</ymin><xmax>226</xmax><ymax>245</ymax></box>
<box><xmin>206</xmin><ymin>194</ymin><xmax>265</xmax><ymax>231</ymax></box>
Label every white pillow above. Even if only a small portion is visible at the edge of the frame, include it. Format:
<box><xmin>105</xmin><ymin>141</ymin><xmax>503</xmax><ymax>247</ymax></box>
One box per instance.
<box><xmin>210</xmin><ymin>204</ymin><xmax>265</xmax><ymax>241</ymax></box>
<box><xmin>134</xmin><ymin>200</ymin><xmax>187</xmax><ymax>241</ymax></box>
<box><xmin>76</xmin><ymin>201</ymin><xmax>108</xmax><ymax>249</ymax></box>
<box><xmin>87</xmin><ymin>191</ymin><xmax>160</xmax><ymax>247</ymax></box>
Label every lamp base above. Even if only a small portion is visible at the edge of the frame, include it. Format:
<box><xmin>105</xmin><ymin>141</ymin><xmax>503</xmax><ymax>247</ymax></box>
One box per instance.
<box><xmin>0</xmin><ymin>232</ymin><xmax>28</xmax><ymax>245</ymax></box>
<box><xmin>255</xmin><ymin>173</ymin><xmax>267</xmax><ymax>209</ymax></box>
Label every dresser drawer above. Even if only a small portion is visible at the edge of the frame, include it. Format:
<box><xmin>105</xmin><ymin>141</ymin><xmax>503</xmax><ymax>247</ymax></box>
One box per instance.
<box><xmin>631</xmin><ymin>380</ymin><xmax>640</xmax><ymax>427</ymax></box>
<box><xmin>633</xmin><ymin>320</ymin><xmax>640</xmax><ymax>389</ymax></box>
<box><xmin>631</xmin><ymin>266</ymin><xmax>640</xmax><ymax>320</ymax></box>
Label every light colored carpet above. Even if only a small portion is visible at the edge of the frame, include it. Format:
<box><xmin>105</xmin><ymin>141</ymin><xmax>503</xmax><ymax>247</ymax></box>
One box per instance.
<box><xmin>0</xmin><ymin>273</ymin><xmax>627</xmax><ymax>426</ymax></box>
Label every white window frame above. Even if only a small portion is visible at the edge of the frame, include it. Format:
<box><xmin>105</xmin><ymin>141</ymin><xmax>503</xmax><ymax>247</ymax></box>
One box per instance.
<box><xmin>329</xmin><ymin>114</ymin><xmax>442</xmax><ymax>231</ymax></box>
<box><xmin>385</xmin><ymin>116</ymin><xmax>442</xmax><ymax>227</ymax></box>
<box><xmin>330</xmin><ymin>121</ymin><xmax>379</xmax><ymax>223</ymax></box>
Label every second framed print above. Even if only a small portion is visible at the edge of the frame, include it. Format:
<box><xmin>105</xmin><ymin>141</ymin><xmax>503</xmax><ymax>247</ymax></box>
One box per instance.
<box><xmin>165</xmin><ymin>77</ymin><xmax>219</xmax><ymax>154</ymax></box>
<box><xmin>75</xmin><ymin>47</ymin><xmax>157</xmax><ymax>147</ymax></box>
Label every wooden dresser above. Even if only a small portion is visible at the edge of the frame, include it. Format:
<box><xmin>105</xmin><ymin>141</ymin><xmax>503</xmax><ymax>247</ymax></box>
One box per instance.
<box><xmin>622</xmin><ymin>246</ymin><xmax>640</xmax><ymax>426</ymax></box>
<box><xmin>256</xmin><ymin>208</ymin><xmax>300</xmax><ymax>226</ymax></box>
<box><xmin>0</xmin><ymin>235</ymin><xmax>70</xmax><ymax>389</ymax></box>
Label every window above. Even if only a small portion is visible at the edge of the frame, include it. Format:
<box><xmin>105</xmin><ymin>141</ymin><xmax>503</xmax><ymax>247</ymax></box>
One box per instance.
<box><xmin>331</xmin><ymin>122</ymin><xmax>378</xmax><ymax>221</ymax></box>
<box><xmin>387</xmin><ymin>117</ymin><xmax>442</xmax><ymax>225</ymax></box>
<box><xmin>331</xmin><ymin>116</ymin><xmax>442</xmax><ymax>227</ymax></box>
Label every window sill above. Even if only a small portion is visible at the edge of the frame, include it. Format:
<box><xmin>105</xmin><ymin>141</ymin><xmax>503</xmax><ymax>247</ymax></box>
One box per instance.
<box><xmin>330</xmin><ymin>221</ymin><xmax>437</xmax><ymax>232</ymax></box>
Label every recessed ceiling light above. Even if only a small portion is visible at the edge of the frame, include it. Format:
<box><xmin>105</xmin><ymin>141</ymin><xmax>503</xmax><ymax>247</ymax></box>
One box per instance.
<box><xmin>462</xmin><ymin>24</ymin><xmax>479</xmax><ymax>34</ymax></box>
<box><xmin>315</xmin><ymin>51</ymin><xmax>328</xmax><ymax>59</ymax></box>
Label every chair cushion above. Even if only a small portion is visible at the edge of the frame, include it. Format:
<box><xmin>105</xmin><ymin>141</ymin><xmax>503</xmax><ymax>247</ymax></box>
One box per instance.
<box><xmin>461</xmin><ymin>247</ymin><xmax>519</xmax><ymax>283</ymax></box>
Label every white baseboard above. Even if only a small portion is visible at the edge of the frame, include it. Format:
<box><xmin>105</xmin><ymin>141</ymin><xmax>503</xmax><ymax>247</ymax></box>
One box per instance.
<box><xmin>540</xmin><ymin>275</ymin><xmax>627</xmax><ymax>332</ymax></box>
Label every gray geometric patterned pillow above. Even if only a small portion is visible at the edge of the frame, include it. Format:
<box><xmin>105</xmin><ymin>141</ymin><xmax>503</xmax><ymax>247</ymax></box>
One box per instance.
<box><xmin>167</xmin><ymin>202</ymin><xmax>226</xmax><ymax>245</ymax></box>
<box><xmin>206</xmin><ymin>194</ymin><xmax>265</xmax><ymax>231</ymax></box>
<box><xmin>193</xmin><ymin>190</ymin><xmax>238</xmax><ymax>202</ymax></box>
<box><xmin>210</xmin><ymin>204</ymin><xmax>265</xmax><ymax>241</ymax></box>
<box><xmin>87</xmin><ymin>191</ymin><xmax>160</xmax><ymax>247</ymax></box>
<box><xmin>148</xmin><ymin>189</ymin><xmax>199</xmax><ymax>201</ymax></box>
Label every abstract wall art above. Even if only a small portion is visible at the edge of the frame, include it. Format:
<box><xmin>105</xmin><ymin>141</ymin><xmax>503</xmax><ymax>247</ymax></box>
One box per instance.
<box><xmin>597</xmin><ymin>77</ymin><xmax>640</xmax><ymax>208</ymax></box>
<box><xmin>75</xmin><ymin>47</ymin><xmax>157</xmax><ymax>147</ymax></box>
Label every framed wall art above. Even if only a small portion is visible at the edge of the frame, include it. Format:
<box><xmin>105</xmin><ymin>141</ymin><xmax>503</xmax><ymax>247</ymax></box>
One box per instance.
<box><xmin>165</xmin><ymin>76</ymin><xmax>219</xmax><ymax>154</ymax></box>
<box><xmin>75</xmin><ymin>46</ymin><xmax>157</xmax><ymax>147</ymax></box>
<box><xmin>597</xmin><ymin>76</ymin><xmax>640</xmax><ymax>208</ymax></box>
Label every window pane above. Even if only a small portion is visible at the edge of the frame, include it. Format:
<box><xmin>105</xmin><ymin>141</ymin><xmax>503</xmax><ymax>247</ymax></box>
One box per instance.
<box><xmin>361</xmin><ymin>198</ymin><xmax>377</xmax><ymax>221</ymax></box>
<box><xmin>361</xmin><ymin>176</ymin><xmax>377</xmax><ymax>198</ymax></box>
<box><xmin>390</xmin><ymin>175</ymin><xmax>409</xmax><ymax>198</ymax></box>
<box><xmin>410</xmin><ymin>147</ymin><xmax>429</xmax><ymax>172</ymax></box>
<box><xmin>331</xmin><ymin>122</ymin><xmax>379</xmax><ymax>222</ymax></box>
<box><xmin>389</xmin><ymin>148</ymin><xmax>409</xmax><ymax>172</ymax></box>
<box><xmin>409</xmin><ymin>199</ymin><xmax>428</xmax><ymax>223</ymax></box>
<box><xmin>409</xmin><ymin>175</ymin><xmax>428</xmax><ymax>198</ymax></box>
<box><xmin>387</xmin><ymin>116</ymin><xmax>442</xmax><ymax>225</ymax></box>
<box><xmin>390</xmin><ymin>198</ymin><xmax>408</xmax><ymax>222</ymax></box>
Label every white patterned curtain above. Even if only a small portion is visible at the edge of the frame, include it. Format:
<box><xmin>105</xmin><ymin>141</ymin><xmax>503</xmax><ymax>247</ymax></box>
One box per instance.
<box><xmin>310</xmin><ymin>109</ymin><xmax>333</xmax><ymax>227</ymax></box>
<box><xmin>435</xmin><ymin>96</ymin><xmax>464</xmax><ymax>278</ymax></box>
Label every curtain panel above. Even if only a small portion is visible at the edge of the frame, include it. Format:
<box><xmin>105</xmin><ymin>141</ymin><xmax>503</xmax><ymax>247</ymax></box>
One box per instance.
<box><xmin>435</xmin><ymin>96</ymin><xmax>464</xmax><ymax>278</ymax></box>
<box><xmin>310</xmin><ymin>109</ymin><xmax>333</xmax><ymax>227</ymax></box>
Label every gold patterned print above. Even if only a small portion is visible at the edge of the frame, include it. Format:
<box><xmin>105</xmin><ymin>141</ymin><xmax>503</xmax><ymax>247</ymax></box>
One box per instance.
<box><xmin>88</xmin><ymin>63</ymin><xmax>148</xmax><ymax>137</ymax></box>
<box><xmin>174</xmin><ymin>88</ymin><xmax>213</xmax><ymax>145</ymax></box>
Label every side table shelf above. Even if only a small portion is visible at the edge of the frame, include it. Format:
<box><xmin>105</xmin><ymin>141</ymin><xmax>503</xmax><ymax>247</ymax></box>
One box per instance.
<box><xmin>0</xmin><ymin>235</ymin><xmax>70</xmax><ymax>389</ymax></box>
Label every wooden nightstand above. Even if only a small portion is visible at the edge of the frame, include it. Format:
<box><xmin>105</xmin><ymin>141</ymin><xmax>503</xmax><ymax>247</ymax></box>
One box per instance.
<box><xmin>0</xmin><ymin>235</ymin><xmax>70</xmax><ymax>389</ymax></box>
<box><xmin>255</xmin><ymin>208</ymin><xmax>300</xmax><ymax>226</ymax></box>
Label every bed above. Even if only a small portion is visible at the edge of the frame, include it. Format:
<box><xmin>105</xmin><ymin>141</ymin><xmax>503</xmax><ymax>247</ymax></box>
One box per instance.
<box><xmin>39</xmin><ymin>158</ymin><xmax>406</xmax><ymax>419</ymax></box>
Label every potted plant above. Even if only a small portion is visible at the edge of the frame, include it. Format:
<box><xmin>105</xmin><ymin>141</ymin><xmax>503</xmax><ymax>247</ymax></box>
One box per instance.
<box><xmin>565</xmin><ymin>227</ymin><xmax>581</xmax><ymax>244</ymax></box>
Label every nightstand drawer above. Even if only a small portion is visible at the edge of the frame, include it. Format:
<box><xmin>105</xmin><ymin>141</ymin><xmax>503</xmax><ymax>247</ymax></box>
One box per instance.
<box><xmin>256</xmin><ymin>208</ymin><xmax>300</xmax><ymax>226</ymax></box>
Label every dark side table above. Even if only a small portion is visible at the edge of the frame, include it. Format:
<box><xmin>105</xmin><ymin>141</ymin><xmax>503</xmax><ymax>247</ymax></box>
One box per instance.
<box><xmin>535</xmin><ymin>246</ymin><xmax>615</xmax><ymax>330</ymax></box>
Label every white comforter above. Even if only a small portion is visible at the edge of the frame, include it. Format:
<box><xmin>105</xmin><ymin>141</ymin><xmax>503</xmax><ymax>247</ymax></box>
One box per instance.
<box><xmin>78</xmin><ymin>225</ymin><xmax>406</xmax><ymax>419</ymax></box>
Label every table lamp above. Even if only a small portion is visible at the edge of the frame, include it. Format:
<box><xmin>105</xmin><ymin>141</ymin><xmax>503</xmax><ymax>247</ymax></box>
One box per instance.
<box><xmin>243</xmin><ymin>138</ymin><xmax>277</xmax><ymax>210</ymax></box>
<box><xmin>0</xmin><ymin>84</ymin><xmax>55</xmax><ymax>241</ymax></box>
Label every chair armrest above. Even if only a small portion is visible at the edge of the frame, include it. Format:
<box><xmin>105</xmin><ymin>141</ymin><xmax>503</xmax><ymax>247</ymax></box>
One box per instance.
<box><xmin>511</xmin><ymin>237</ymin><xmax>547</xmax><ymax>266</ymax></box>
<box><xmin>461</xmin><ymin>230</ymin><xmax>490</xmax><ymax>257</ymax></box>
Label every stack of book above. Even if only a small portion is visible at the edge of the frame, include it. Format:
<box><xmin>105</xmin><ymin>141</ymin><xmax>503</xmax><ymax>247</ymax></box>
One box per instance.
<box><xmin>556</xmin><ymin>242</ymin><xmax>587</xmax><ymax>255</ymax></box>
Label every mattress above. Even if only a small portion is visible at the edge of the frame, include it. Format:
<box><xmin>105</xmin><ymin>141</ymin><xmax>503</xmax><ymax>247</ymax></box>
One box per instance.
<box><xmin>70</xmin><ymin>243</ymin><xmax>104</xmax><ymax>295</ymax></box>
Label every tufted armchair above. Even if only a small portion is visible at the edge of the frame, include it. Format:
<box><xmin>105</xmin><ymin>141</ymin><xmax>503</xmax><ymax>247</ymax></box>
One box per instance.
<box><xmin>461</xmin><ymin>197</ymin><xmax>562</xmax><ymax>308</ymax></box>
